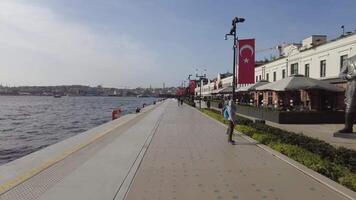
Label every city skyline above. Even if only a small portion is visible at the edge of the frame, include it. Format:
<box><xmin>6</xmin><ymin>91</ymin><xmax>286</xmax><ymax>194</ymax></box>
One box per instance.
<box><xmin>0</xmin><ymin>0</ymin><xmax>355</xmax><ymax>88</ymax></box>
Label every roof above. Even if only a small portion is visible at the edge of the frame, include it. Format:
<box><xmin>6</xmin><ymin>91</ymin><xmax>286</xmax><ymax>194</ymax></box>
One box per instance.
<box><xmin>321</xmin><ymin>77</ymin><xmax>346</xmax><ymax>84</ymax></box>
<box><xmin>220</xmin><ymin>72</ymin><xmax>233</xmax><ymax>79</ymax></box>
<box><xmin>236</xmin><ymin>80</ymin><xmax>270</xmax><ymax>92</ymax></box>
<box><xmin>255</xmin><ymin>75</ymin><xmax>344</xmax><ymax>92</ymax></box>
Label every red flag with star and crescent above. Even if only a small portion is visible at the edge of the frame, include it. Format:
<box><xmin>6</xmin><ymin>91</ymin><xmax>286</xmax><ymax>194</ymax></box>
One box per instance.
<box><xmin>238</xmin><ymin>39</ymin><xmax>255</xmax><ymax>84</ymax></box>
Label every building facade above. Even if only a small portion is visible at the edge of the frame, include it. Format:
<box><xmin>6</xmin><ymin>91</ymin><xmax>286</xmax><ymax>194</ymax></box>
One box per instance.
<box><xmin>196</xmin><ymin>33</ymin><xmax>356</xmax><ymax>97</ymax></box>
<box><xmin>255</xmin><ymin>34</ymin><xmax>356</xmax><ymax>82</ymax></box>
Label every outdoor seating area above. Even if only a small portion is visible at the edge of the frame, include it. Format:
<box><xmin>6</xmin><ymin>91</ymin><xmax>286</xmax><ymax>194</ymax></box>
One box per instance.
<box><xmin>199</xmin><ymin>75</ymin><xmax>346</xmax><ymax>124</ymax></box>
<box><xmin>238</xmin><ymin>75</ymin><xmax>345</xmax><ymax>112</ymax></box>
<box><xmin>207</xmin><ymin>75</ymin><xmax>345</xmax><ymax>112</ymax></box>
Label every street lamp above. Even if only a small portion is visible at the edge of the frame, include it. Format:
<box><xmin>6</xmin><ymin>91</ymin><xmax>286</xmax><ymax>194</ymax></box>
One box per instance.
<box><xmin>225</xmin><ymin>17</ymin><xmax>245</xmax><ymax>102</ymax></box>
<box><xmin>196</xmin><ymin>70</ymin><xmax>207</xmax><ymax>109</ymax></box>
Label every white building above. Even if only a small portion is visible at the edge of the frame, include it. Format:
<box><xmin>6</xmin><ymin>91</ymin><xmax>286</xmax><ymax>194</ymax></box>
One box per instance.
<box><xmin>195</xmin><ymin>33</ymin><xmax>356</xmax><ymax>96</ymax></box>
<box><xmin>195</xmin><ymin>72</ymin><xmax>233</xmax><ymax>96</ymax></box>
<box><xmin>255</xmin><ymin>34</ymin><xmax>356</xmax><ymax>82</ymax></box>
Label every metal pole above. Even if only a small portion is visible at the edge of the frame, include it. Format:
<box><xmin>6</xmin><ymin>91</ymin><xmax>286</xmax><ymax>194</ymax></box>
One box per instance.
<box><xmin>226</xmin><ymin>17</ymin><xmax>244</xmax><ymax>102</ymax></box>
<box><xmin>286</xmin><ymin>58</ymin><xmax>288</xmax><ymax>78</ymax></box>
<box><xmin>200</xmin><ymin>78</ymin><xmax>202</xmax><ymax>108</ymax></box>
<box><xmin>232</xmin><ymin>27</ymin><xmax>237</xmax><ymax>102</ymax></box>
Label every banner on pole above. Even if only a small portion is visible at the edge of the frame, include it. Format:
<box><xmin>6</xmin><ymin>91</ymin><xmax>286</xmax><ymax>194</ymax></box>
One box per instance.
<box><xmin>238</xmin><ymin>39</ymin><xmax>255</xmax><ymax>84</ymax></box>
<box><xmin>189</xmin><ymin>80</ymin><xmax>196</xmax><ymax>94</ymax></box>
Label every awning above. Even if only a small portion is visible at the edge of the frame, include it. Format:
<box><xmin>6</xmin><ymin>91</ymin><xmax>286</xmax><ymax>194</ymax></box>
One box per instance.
<box><xmin>255</xmin><ymin>75</ymin><xmax>344</xmax><ymax>92</ymax></box>
<box><xmin>236</xmin><ymin>80</ymin><xmax>270</xmax><ymax>92</ymax></box>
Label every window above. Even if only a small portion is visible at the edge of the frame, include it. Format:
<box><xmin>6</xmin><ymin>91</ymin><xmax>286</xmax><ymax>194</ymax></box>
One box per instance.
<box><xmin>320</xmin><ymin>60</ymin><xmax>326</xmax><ymax>77</ymax></box>
<box><xmin>266</xmin><ymin>73</ymin><xmax>269</xmax><ymax>81</ymax></box>
<box><xmin>290</xmin><ymin>63</ymin><xmax>298</xmax><ymax>75</ymax></box>
<box><xmin>282</xmin><ymin>69</ymin><xmax>286</xmax><ymax>78</ymax></box>
<box><xmin>305</xmin><ymin>64</ymin><xmax>310</xmax><ymax>77</ymax></box>
<box><xmin>340</xmin><ymin>55</ymin><xmax>348</xmax><ymax>71</ymax></box>
<box><xmin>256</xmin><ymin>76</ymin><xmax>258</xmax><ymax>82</ymax></box>
<box><xmin>273</xmin><ymin>72</ymin><xmax>276</xmax><ymax>81</ymax></box>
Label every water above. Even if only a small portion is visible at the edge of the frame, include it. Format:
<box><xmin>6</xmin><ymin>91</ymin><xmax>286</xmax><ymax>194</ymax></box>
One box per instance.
<box><xmin>0</xmin><ymin>96</ymin><xmax>157</xmax><ymax>165</ymax></box>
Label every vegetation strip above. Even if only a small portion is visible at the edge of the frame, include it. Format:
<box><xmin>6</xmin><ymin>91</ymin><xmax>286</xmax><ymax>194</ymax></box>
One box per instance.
<box><xmin>199</xmin><ymin>108</ymin><xmax>356</xmax><ymax>191</ymax></box>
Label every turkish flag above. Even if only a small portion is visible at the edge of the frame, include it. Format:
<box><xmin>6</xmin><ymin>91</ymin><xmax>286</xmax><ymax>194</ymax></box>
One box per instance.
<box><xmin>238</xmin><ymin>39</ymin><xmax>255</xmax><ymax>84</ymax></box>
<box><xmin>189</xmin><ymin>80</ymin><xmax>196</xmax><ymax>94</ymax></box>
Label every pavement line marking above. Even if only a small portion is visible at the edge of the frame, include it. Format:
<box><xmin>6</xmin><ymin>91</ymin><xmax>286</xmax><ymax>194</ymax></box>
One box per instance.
<box><xmin>191</xmin><ymin>106</ymin><xmax>355</xmax><ymax>200</ymax></box>
<box><xmin>0</xmin><ymin>102</ymin><xmax>162</xmax><ymax>196</ymax></box>
<box><xmin>113</xmin><ymin>107</ymin><xmax>164</xmax><ymax>200</ymax></box>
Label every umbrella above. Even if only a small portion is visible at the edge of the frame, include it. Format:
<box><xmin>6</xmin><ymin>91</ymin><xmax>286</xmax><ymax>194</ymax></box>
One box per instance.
<box><xmin>255</xmin><ymin>75</ymin><xmax>344</xmax><ymax>92</ymax></box>
<box><xmin>236</xmin><ymin>80</ymin><xmax>270</xmax><ymax>92</ymax></box>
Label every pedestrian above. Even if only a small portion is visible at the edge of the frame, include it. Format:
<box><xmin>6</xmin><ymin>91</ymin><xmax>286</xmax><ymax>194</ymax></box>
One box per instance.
<box><xmin>225</xmin><ymin>96</ymin><xmax>236</xmax><ymax>145</ymax></box>
<box><xmin>177</xmin><ymin>97</ymin><xmax>180</xmax><ymax>106</ymax></box>
<box><xmin>180</xmin><ymin>98</ymin><xmax>183</xmax><ymax>106</ymax></box>
<box><xmin>335</xmin><ymin>49</ymin><xmax>356</xmax><ymax>135</ymax></box>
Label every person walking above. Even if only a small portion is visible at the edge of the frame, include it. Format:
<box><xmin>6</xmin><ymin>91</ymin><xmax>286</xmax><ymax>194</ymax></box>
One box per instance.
<box><xmin>225</xmin><ymin>96</ymin><xmax>236</xmax><ymax>145</ymax></box>
<box><xmin>177</xmin><ymin>97</ymin><xmax>180</xmax><ymax>107</ymax></box>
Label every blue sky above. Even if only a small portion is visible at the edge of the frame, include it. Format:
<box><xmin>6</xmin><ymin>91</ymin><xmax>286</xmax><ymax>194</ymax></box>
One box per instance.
<box><xmin>0</xmin><ymin>0</ymin><xmax>355</xmax><ymax>88</ymax></box>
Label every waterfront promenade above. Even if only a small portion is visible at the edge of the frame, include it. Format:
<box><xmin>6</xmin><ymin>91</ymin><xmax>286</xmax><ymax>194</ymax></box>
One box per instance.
<box><xmin>0</xmin><ymin>100</ymin><xmax>354</xmax><ymax>200</ymax></box>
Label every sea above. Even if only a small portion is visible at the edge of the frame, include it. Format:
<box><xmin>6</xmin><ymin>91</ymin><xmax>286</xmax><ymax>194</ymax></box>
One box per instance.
<box><xmin>0</xmin><ymin>96</ymin><xmax>157</xmax><ymax>165</ymax></box>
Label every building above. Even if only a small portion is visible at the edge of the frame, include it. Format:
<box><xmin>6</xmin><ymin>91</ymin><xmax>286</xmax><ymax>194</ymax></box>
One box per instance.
<box><xmin>195</xmin><ymin>72</ymin><xmax>233</xmax><ymax>97</ymax></box>
<box><xmin>196</xmin><ymin>33</ymin><xmax>356</xmax><ymax>98</ymax></box>
<box><xmin>255</xmin><ymin>33</ymin><xmax>356</xmax><ymax>83</ymax></box>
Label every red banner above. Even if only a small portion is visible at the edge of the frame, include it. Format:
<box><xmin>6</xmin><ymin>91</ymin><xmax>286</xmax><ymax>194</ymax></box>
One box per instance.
<box><xmin>189</xmin><ymin>80</ymin><xmax>196</xmax><ymax>94</ymax></box>
<box><xmin>238</xmin><ymin>39</ymin><xmax>255</xmax><ymax>84</ymax></box>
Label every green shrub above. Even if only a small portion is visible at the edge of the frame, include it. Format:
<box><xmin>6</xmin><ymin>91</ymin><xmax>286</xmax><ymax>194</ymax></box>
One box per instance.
<box><xmin>339</xmin><ymin>173</ymin><xmax>356</xmax><ymax>191</ymax></box>
<box><xmin>251</xmin><ymin>133</ymin><xmax>277</xmax><ymax>145</ymax></box>
<box><xmin>335</xmin><ymin>147</ymin><xmax>356</xmax><ymax>172</ymax></box>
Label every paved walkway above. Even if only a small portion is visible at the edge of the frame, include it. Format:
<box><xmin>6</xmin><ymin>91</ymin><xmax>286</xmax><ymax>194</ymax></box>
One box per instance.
<box><xmin>126</xmin><ymin>100</ymin><xmax>354</xmax><ymax>200</ymax></box>
<box><xmin>0</xmin><ymin>100</ymin><xmax>354</xmax><ymax>200</ymax></box>
<box><xmin>231</xmin><ymin>111</ymin><xmax>356</xmax><ymax>150</ymax></box>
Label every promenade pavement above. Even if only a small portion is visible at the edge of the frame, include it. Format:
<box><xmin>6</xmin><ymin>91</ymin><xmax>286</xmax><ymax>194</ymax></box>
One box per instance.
<box><xmin>126</xmin><ymin>100</ymin><xmax>354</xmax><ymax>200</ymax></box>
<box><xmin>232</xmin><ymin>111</ymin><xmax>356</xmax><ymax>150</ymax></box>
<box><xmin>0</xmin><ymin>100</ymin><xmax>354</xmax><ymax>200</ymax></box>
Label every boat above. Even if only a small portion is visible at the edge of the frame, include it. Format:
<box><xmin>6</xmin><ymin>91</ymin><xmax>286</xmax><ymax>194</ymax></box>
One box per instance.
<box><xmin>54</xmin><ymin>94</ymin><xmax>62</xmax><ymax>98</ymax></box>
<box><xmin>108</xmin><ymin>90</ymin><xmax>119</xmax><ymax>97</ymax></box>
<box><xmin>137</xmin><ymin>95</ymin><xmax>151</xmax><ymax>98</ymax></box>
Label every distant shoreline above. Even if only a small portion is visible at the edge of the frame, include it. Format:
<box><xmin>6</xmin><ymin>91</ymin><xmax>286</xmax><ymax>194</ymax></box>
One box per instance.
<box><xmin>0</xmin><ymin>95</ymin><xmax>157</xmax><ymax>97</ymax></box>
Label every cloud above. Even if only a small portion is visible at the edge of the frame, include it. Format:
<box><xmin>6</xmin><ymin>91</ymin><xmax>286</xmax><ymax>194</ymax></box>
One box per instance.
<box><xmin>0</xmin><ymin>0</ymin><xmax>157</xmax><ymax>87</ymax></box>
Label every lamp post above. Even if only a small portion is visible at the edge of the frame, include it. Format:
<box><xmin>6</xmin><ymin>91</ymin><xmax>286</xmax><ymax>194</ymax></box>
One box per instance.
<box><xmin>225</xmin><ymin>17</ymin><xmax>245</xmax><ymax>102</ymax></box>
<box><xmin>196</xmin><ymin>70</ymin><xmax>207</xmax><ymax>109</ymax></box>
<box><xmin>187</xmin><ymin>74</ymin><xmax>193</xmax><ymax>103</ymax></box>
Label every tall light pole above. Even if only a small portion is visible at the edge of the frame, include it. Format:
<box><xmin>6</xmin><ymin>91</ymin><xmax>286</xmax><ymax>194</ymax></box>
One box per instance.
<box><xmin>225</xmin><ymin>17</ymin><xmax>245</xmax><ymax>102</ymax></box>
<box><xmin>196</xmin><ymin>70</ymin><xmax>207</xmax><ymax>109</ymax></box>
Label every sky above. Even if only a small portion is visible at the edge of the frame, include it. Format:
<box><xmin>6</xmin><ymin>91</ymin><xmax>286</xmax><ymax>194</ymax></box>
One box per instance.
<box><xmin>0</xmin><ymin>0</ymin><xmax>355</xmax><ymax>88</ymax></box>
